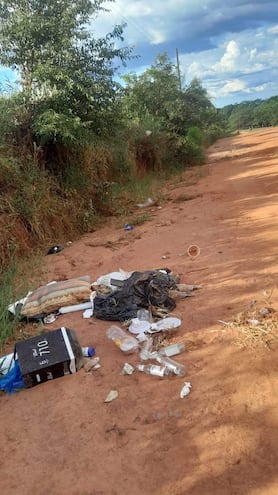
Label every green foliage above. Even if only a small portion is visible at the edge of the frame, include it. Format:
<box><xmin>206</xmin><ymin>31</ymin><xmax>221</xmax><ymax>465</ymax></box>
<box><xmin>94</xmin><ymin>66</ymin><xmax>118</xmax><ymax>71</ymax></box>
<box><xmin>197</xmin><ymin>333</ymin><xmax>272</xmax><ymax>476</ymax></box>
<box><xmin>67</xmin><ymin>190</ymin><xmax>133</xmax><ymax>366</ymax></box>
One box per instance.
<box><xmin>187</xmin><ymin>127</ymin><xmax>203</xmax><ymax>146</ymax></box>
<box><xmin>32</xmin><ymin>110</ymin><xmax>84</xmax><ymax>145</ymax></box>
<box><xmin>183</xmin><ymin>127</ymin><xmax>205</xmax><ymax>165</ymax></box>
<box><xmin>0</xmin><ymin>0</ymin><xmax>132</xmax><ymax>145</ymax></box>
<box><xmin>219</xmin><ymin>96</ymin><xmax>278</xmax><ymax>131</ymax></box>
<box><xmin>122</xmin><ymin>53</ymin><xmax>180</xmax><ymax>130</ymax></box>
<box><xmin>0</xmin><ymin>262</ymin><xmax>20</xmax><ymax>343</ymax></box>
<box><xmin>121</xmin><ymin>54</ymin><xmax>224</xmax><ymax>172</ymax></box>
<box><xmin>0</xmin><ymin>252</ymin><xmax>46</xmax><ymax>344</ymax></box>
<box><xmin>171</xmin><ymin>78</ymin><xmax>217</xmax><ymax>133</ymax></box>
<box><xmin>203</xmin><ymin>121</ymin><xmax>229</xmax><ymax>146</ymax></box>
<box><xmin>122</xmin><ymin>58</ymin><xmax>217</xmax><ymax>138</ymax></box>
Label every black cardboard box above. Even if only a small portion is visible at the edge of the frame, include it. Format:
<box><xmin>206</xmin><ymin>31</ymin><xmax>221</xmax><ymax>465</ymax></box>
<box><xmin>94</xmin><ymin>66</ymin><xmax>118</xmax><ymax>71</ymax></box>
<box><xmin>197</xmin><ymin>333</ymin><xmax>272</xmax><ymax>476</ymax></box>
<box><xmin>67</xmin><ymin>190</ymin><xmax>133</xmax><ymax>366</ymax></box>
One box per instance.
<box><xmin>15</xmin><ymin>327</ymin><xmax>82</xmax><ymax>388</ymax></box>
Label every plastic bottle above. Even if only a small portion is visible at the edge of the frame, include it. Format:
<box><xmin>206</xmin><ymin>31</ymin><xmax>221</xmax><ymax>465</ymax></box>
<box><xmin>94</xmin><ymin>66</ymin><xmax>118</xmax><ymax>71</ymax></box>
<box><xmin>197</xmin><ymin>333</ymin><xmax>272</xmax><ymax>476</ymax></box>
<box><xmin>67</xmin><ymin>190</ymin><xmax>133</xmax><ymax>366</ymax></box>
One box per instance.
<box><xmin>106</xmin><ymin>326</ymin><xmax>139</xmax><ymax>354</ymax></box>
<box><xmin>148</xmin><ymin>317</ymin><xmax>181</xmax><ymax>334</ymax></box>
<box><xmin>158</xmin><ymin>342</ymin><xmax>185</xmax><ymax>358</ymax></box>
<box><xmin>137</xmin><ymin>364</ymin><xmax>172</xmax><ymax>377</ymax></box>
<box><xmin>139</xmin><ymin>337</ymin><xmax>157</xmax><ymax>361</ymax></box>
<box><xmin>82</xmin><ymin>347</ymin><xmax>95</xmax><ymax>357</ymax></box>
<box><xmin>156</xmin><ymin>355</ymin><xmax>186</xmax><ymax>377</ymax></box>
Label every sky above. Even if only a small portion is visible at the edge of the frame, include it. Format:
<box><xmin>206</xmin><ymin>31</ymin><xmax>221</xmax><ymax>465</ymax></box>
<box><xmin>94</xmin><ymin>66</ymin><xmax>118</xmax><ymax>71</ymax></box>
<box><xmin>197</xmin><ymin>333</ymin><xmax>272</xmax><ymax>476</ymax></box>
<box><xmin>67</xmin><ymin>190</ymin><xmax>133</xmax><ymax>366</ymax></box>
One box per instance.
<box><xmin>92</xmin><ymin>0</ymin><xmax>278</xmax><ymax>108</ymax></box>
<box><xmin>1</xmin><ymin>0</ymin><xmax>278</xmax><ymax>108</ymax></box>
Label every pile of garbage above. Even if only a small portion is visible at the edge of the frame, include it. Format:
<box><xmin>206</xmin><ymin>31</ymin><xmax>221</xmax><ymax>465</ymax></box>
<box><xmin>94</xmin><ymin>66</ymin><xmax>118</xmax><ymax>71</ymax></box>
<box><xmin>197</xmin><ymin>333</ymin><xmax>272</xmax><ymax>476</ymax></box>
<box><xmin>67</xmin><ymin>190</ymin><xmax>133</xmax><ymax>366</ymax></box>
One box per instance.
<box><xmin>1</xmin><ymin>268</ymin><xmax>199</xmax><ymax>397</ymax></box>
<box><xmin>105</xmin><ymin>321</ymin><xmax>192</xmax><ymax>399</ymax></box>
<box><xmin>8</xmin><ymin>268</ymin><xmax>200</xmax><ymax>324</ymax></box>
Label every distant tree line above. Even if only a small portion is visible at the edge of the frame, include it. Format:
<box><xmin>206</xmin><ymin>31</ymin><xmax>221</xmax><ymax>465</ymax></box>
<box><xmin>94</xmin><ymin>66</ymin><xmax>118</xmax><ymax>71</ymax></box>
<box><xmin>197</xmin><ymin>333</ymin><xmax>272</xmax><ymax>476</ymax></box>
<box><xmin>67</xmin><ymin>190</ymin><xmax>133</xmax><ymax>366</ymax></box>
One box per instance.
<box><xmin>219</xmin><ymin>97</ymin><xmax>278</xmax><ymax>131</ymax></box>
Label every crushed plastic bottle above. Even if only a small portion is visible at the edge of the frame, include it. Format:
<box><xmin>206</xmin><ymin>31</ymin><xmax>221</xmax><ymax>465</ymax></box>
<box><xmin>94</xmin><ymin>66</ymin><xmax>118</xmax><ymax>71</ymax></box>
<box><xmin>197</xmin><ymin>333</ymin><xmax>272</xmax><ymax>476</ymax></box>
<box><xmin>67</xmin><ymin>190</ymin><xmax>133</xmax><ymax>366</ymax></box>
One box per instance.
<box><xmin>137</xmin><ymin>364</ymin><xmax>172</xmax><ymax>377</ymax></box>
<box><xmin>156</xmin><ymin>354</ymin><xmax>185</xmax><ymax>377</ymax></box>
<box><xmin>106</xmin><ymin>326</ymin><xmax>139</xmax><ymax>354</ymax></box>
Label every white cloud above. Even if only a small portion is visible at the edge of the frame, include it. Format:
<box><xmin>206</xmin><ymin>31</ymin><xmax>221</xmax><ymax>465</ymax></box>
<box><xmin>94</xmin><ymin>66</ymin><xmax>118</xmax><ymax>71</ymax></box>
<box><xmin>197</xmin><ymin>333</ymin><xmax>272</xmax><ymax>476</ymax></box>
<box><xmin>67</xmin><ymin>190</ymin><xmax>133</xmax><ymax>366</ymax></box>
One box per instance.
<box><xmin>267</xmin><ymin>24</ymin><xmax>278</xmax><ymax>34</ymax></box>
<box><xmin>214</xmin><ymin>40</ymin><xmax>240</xmax><ymax>72</ymax></box>
<box><xmin>177</xmin><ymin>19</ymin><xmax>278</xmax><ymax>105</ymax></box>
<box><xmin>148</xmin><ymin>28</ymin><xmax>166</xmax><ymax>45</ymax></box>
<box><xmin>248</xmin><ymin>48</ymin><xmax>257</xmax><ymax>61</ymax></box>
<box><xmin>210</xmin><ymin>79</ymin><xmax>246</xmax><ymax>97</ymax></box>
<box><xmin>252</xmin><ymin>83</ymin><xmax>268</xmax><ymax>92</ymax></box>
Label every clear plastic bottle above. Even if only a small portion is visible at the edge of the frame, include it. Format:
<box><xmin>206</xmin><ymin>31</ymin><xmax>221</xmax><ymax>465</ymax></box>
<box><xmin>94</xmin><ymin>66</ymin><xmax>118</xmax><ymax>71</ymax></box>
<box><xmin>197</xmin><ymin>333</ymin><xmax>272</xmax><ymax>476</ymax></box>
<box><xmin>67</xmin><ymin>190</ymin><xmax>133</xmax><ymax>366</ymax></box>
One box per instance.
<box><xmin>139</xmin><ymin>337</ymin><xmax>157</xmax><ymax>361</ymax></box>
<box><xmin>156</xmin><ymin>355</ymin><xmax>185</xmax><ymax>377</ymax></box>
<box><xmin>106</xmin><ymin>326</ymin><xmax>139</xmax><ymax>354</ymax></box>
<box><xmin>158</xmin><ymin>342</ymin><xmax>185</xmax><ymax>358</ymax></box>
<box><xmin>137</xmin><ymin>363</ymin><xmax>172</xmax><ymax>377</ymax></box>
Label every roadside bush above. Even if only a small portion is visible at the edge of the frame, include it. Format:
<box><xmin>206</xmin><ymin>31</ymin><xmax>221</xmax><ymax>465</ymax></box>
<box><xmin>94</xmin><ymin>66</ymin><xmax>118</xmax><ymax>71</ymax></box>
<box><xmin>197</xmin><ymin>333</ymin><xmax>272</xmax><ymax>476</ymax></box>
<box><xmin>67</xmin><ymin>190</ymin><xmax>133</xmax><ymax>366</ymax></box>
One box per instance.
<box><xmin>109</xmin><ymin>137</ymin><xmax>135</xmax><ymax>183</ymax></box>
<box><xmin>184</xmin><ymin>127</ymin><xmax>205</xmax><ymax>165</ymax></box>
<box><xmin>204</xmin><ymin>124</ymin><xmax>228</xmax><ymax>146</ymax></box>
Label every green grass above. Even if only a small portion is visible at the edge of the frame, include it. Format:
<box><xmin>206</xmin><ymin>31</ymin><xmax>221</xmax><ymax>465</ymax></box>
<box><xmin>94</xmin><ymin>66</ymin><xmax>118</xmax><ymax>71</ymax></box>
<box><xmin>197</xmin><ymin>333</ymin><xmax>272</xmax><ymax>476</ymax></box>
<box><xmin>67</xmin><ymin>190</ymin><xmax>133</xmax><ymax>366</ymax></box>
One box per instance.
<box><xmin>0</xmin><ymin>262</ymin><xmax>21</xmax><ymax>345</ymax></box>
<box><xmin>0</xmin><ymin>253</ymin><xmax>45</xmax><ymax>346</ymax></box>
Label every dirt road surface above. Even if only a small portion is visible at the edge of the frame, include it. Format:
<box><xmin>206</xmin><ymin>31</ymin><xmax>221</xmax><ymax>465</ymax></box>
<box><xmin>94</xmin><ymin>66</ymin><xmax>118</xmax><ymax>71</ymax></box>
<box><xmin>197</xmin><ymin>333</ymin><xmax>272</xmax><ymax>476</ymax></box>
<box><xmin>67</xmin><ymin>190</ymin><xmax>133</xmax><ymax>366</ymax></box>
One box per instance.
<box><xmin>1</xmin><ymin>128</ymin><xmax>278</xmax><ymax>495</ymax></box>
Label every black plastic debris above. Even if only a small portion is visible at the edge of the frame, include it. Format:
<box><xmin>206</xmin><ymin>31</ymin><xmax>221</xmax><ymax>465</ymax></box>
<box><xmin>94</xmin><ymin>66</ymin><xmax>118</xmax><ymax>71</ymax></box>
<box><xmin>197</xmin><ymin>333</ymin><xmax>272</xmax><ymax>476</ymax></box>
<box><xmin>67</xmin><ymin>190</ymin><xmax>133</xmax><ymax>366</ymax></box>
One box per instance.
<box><xmin>94</xmin><ymin>269</ymin><xmax>178</xmax><ymax>321</ymax></box>
<box><xmin>47</xmin><ymin>245</ymin><xmax>64</xmax><ymax>255</ymax></box>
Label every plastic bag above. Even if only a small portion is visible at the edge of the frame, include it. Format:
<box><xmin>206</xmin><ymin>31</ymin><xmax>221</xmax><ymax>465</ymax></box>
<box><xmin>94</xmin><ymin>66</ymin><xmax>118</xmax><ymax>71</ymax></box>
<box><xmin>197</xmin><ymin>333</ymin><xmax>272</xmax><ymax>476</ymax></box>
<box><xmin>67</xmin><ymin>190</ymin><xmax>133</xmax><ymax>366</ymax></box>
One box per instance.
<box><xmin>0</xmin><ymin>360</ymin><xmax>25</xmax><ymax>395</ymax></box>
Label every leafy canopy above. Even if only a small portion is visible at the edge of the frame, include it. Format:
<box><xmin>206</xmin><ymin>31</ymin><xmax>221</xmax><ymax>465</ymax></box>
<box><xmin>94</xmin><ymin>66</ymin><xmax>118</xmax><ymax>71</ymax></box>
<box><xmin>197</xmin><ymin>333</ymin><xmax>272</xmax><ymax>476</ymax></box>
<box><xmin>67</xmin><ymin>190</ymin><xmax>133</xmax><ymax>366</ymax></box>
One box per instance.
<box><xmin>122</xmin><ymin>53</ymin><xmax>217</xmax><ymax>136</ymax></box>
<box><xmin>0</xmin><ymin>0</ymin><xmax>133</xmax><ymax>142</ymax></box>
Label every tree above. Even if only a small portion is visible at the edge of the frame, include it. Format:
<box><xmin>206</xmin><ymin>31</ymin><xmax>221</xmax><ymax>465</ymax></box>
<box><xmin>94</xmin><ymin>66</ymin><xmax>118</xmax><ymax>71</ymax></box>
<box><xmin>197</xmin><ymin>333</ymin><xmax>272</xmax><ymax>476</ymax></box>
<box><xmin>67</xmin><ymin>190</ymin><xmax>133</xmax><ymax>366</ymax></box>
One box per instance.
<box><xmin>122</xmin><ymin>53</ymin><xmax>180</xmax><ymax>130</ymax></box>
<box><xmin>122</xmin><ymin>56</ymin><xmax>218</xmax><ymax>138</ymax></box>
<box><xmin>168</xmin><ymin>78</ymin><xmax>217</xmax><ymax>135</ymax></box>
<box><xmin>0</xmin><ymin>0</ymin><xmax>132</xmax><ymax>143</ymax></box>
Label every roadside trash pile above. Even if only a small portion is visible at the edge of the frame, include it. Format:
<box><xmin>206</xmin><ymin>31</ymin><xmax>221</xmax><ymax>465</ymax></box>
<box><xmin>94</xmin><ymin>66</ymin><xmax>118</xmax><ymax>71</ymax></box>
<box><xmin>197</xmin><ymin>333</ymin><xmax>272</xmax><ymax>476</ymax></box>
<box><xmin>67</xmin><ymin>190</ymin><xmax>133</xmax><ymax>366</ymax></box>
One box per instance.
<box><xmin>105</xmin><ymin>320</ymin><xmax>192</xmax><ymax>400</ymax></box>
<box><xmin>1</xmin><ymin>268</ymin><xmax>199</xmax><ymax>396</ymax></box>
<box><xmin>8</xmin><ymin>268</ymin><xmax>199</xmax><ymax>323</ymax></box>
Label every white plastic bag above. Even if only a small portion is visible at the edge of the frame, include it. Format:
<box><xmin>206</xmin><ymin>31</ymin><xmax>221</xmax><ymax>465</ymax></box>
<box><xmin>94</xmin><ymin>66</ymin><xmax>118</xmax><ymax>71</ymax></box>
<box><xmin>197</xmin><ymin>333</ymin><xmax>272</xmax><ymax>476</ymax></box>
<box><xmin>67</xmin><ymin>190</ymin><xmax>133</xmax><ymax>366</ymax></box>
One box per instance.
<box><xmin>93</xmin><ymin>269</ymin><xmax>132</xmax><ymax>292</ymax></box>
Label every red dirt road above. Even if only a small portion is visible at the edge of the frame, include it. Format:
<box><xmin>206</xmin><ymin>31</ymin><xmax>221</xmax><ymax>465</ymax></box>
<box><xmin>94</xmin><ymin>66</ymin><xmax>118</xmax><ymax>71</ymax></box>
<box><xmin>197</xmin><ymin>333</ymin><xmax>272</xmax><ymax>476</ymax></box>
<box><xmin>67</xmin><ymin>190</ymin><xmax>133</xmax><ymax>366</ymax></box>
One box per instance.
<box><xmin>1</xmin><ymin>128</ymin><xmax>278</xmax><ymax>495</ymax></box>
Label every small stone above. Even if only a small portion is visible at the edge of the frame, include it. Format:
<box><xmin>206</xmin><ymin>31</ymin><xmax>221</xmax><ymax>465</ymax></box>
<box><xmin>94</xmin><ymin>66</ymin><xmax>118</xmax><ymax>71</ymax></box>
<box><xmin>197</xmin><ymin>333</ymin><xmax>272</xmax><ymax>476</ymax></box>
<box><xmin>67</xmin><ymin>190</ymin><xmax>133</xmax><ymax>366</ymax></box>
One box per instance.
<box><xmin>104</xmin><ymin>390</ymin><xmax>119</xmax><ymax>403</ymax></box>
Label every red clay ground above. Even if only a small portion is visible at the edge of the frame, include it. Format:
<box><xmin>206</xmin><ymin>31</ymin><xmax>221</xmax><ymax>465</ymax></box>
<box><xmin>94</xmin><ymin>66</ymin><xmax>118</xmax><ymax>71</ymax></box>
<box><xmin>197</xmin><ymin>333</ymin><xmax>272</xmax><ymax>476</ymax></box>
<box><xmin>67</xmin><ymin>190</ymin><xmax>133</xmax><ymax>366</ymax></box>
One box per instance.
<box><xmin>1</xmin><ymin>128</ymin><xmax>278</xmax><ymax>495</ymax></box>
